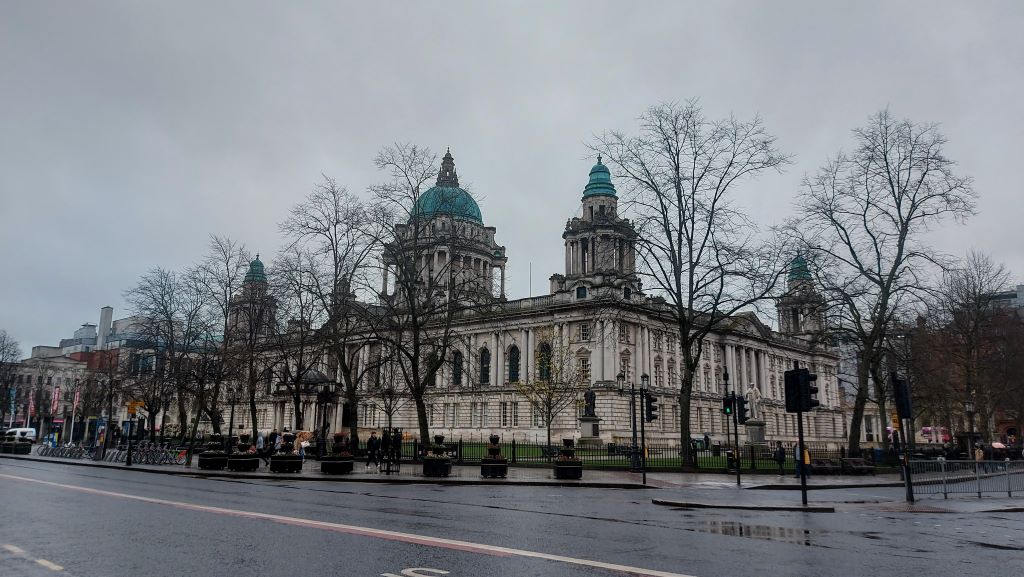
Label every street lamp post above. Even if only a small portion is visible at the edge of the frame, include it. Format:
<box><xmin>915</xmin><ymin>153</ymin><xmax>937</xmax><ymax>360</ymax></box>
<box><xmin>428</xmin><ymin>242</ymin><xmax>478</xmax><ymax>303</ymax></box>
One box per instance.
<box><xmin>226</xmin><ymin>384</ymin><xmax>241</xmax><ymax>455</ymax></box>
<box><xmin>640</xmin><ymin>373</ymin><xmax>649</xmax><ymax>485</ymax></box>
<box><xmin>617</xmin><ymin>372</ymin><xmax>642</xmax><ymax>472</ymax></box>
<box><xmin>964</xmin><ymin>399</ymin><xmax>976</xmax><ymax>449</ymax></box>
<box><xmin>317</xmin><ymin>385</ymin><xmax>333</xmax><ymax>460</ymax></box>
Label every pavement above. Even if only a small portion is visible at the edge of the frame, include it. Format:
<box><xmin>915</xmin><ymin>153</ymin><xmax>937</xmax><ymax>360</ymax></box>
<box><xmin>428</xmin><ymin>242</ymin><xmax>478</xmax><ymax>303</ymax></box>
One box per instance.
<box><xmin>5</xmin><ymin>452</ymin><xmax>1020</xmax><ymax>514</ymax></box>
<box><xmin>2</xmin><ymin>458</ymin><xmax>1022</xmax><ymax>577</ymax></box>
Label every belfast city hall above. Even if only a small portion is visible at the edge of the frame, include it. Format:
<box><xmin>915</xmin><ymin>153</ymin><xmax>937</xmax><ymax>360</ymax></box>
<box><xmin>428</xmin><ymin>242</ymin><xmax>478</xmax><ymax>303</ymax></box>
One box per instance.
<box><xmin>253</xmin><ymin>150</ymin><xmax>846</xmax><ymax>447</ymax></box>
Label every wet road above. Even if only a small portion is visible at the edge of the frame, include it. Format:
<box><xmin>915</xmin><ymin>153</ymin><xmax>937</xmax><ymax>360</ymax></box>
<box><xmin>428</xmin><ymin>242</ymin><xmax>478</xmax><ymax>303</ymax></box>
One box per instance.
<box><xmin>0</xmin><ymin>459</ymin><xmax>1020</xmax><ymax>577</ymax></box>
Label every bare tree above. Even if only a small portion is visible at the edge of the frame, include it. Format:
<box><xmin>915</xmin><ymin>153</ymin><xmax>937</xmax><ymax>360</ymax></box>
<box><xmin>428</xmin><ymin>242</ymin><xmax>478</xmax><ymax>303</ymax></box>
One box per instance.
<box><xmin>194</xmin><ymin>235</ymin><xmax>252</xmax><ymax>434</ymax></box>
<box><xmin>266</xmin><ymin>248</ymin><xmax>325</xmax><ymax>431</ymax></box>
<box><xmin>513</xmin><ymin>328</ymin><xmax>587</xmax><ymax>457</ymax></box>
<box><xmin>368</xmin><ymin>144</ymin><xmax>496</xmax><ymax>443</ymax></box>
<box><xmin>280</xmin><ymin>177</ymin><xmax>382</xmax><ymax>446</ymax></box>
<box><xmin>794</xmin><ymin>110</ymin><xmax>976</xmax><ymax>455</ymax></box>
<box><xmin>367</xmin><ymin>352</ymin><xmax>410</xmax><ymax>430</ymax></box>
<box><xmin>0</xmin><ymin>330</ymin><xmax>22</xmax><ymax>426</ymax></box>
<box><xmin>592</xmin><ymin>101</ymin><xmax>790</xmax><ymax>467</ymax></box>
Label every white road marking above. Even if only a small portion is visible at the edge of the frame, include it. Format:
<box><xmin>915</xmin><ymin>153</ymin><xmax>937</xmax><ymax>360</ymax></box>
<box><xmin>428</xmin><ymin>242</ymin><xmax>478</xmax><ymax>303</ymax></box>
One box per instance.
<box><xmin>3</xmin><ymin>544</ymin><xmax>26</xmax><ymax>554</ymax></box>
<box><xmin>1</xmin><ymin>473</ymin><xmax>699</xmax><ymax>577</ymax></box>
<box><xmin>35</xmin><ymin>558</ymin><xmax>64</xmax><ymax>571</ymax></box>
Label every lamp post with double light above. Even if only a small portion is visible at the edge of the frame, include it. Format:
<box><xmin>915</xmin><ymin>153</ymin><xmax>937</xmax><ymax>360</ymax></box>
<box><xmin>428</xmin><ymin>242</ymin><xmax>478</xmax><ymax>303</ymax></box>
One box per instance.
<box><xmin>617</xmin><ymin>371</ymin><xmax>642</xmax><ymax>472</ymax></box>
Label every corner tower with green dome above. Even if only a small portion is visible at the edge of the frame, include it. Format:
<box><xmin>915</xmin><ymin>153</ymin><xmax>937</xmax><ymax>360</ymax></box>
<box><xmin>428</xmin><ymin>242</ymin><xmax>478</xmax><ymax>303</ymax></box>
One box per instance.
<box><xmin>550</xmin><ymin>156</ymin><xmax>639</xmax><ymax>299</ymax></box>
<box><xmin>776</xmin><ymin>254</ymin><xmax>824</xmax><ymax>337</ymax></box>
<box><xmin>384</xmin><ymin>149</ymin><xmax>508</xmax><ymax>302</ymax></box>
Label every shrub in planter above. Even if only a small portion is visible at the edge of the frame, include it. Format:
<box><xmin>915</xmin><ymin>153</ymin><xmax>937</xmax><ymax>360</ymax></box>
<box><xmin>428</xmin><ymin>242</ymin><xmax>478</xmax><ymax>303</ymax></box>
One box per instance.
<box><xmin>422</xmin><ymin>434</ymin><xmax>452</xmax><ymax>477</ymax></box>
<box><xmin>227</xmin><ymin>433</ymin><xmax>259</xmax><ymax>472</ymax></box>
<box><xmin>320</xmin><ymin>432</ymin><xmax>354</xmax><ymax>475</ymax></box>
<box><xmin>198</xmin><ymin>434</ymin><xmax>228</xmax><ymax>470</ymax></box>
<box><xmin>480</xmin><ymin>434</ymin><xmax>508</xmax><ymax>478</ymax></box>
<box><xmin>553</xmin><ymin>438</ymin><xmax>583</xmax><ymax>480</ymax></box>
<box><xmin>270</xmin><ymin>432</ymin><xmax>303</xmax><ymax>473</ymax></box>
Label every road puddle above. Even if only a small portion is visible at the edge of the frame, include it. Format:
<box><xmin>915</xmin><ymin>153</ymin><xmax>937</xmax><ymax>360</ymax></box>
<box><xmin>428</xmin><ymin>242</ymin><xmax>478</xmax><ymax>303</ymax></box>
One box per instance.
<box><xmin>685</xmin><ymin>520</ymin><xmax>819</xmax><ymax>547</ymax></box>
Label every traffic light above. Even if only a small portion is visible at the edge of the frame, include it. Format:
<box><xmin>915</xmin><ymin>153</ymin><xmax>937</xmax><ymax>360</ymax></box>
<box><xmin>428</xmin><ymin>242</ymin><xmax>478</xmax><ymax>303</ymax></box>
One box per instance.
<box><xmin>891</xmin><ymin>372</ymin><xmax>912</xmax><ymax>419</ymax></box>
<box><xmin>736</xmin><ymin>396</ymin><xmax>749</xmax><ymax>424</ymax></box>
<box><xmin>799</xmin><ymin>369</ymin><xmax>819</xmax><ymax>411</ymax></box>
<box><xmin>722</xmin><ymin>393</ymin><xmax>734</xmax><ymax>415</ymax></box>
<box><xmin>784</xmin><ymin>369</ymin><xmax>801</xmax><ymax>413</ymax></box>
<box><xmin>645</xmin><ymin>393</ymin><xmax>659</xmax><ymax>422</ymax></box>
<box><xmin>785</xmin><ymin>368</ymin><xmax>819</xmax><ymax>412</ymax></box>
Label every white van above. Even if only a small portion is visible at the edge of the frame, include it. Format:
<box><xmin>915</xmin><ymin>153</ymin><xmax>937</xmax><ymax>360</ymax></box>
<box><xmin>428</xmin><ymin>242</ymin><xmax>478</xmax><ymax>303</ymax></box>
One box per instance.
<box><xmin>4</xmin><ymin>428</ymin><xmax>37</xmax><ymax>442</ymax></box>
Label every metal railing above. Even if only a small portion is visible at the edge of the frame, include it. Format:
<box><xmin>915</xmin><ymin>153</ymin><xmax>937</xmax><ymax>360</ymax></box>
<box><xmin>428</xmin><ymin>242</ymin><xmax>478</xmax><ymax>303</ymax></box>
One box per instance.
<box><xmin>909</xmin><ymin>459</ymin><xmax>1024</xmax><ymax>498</ymax></box>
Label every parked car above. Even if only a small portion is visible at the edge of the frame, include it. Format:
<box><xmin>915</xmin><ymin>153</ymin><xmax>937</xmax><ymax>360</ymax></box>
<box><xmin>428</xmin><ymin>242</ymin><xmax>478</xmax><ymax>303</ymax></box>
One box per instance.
<box><xmin>5</xmin><ymin>428</ymin><xmax>37</xmax><ymax>443</ymax></box>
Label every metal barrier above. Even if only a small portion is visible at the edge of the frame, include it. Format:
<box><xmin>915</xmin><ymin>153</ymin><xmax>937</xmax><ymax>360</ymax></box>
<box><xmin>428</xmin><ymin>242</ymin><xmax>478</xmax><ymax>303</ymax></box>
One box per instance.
<box><xmin>909</xmin><ymin>459</ymin><xmax>1024</xmax><ymax>498</ymax></box>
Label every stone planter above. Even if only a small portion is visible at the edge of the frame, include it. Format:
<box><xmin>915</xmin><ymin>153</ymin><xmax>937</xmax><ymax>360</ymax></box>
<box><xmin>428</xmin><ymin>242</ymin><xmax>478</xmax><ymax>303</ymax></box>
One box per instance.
<box><xmin>198</xmin><ymin>451</ymin><xmax>228</xmax><ymax>470</ymax></box>
<box><xmin>269</xmin><ymin>454</ymin><xmax>303</xmax><ymax>473</ymax></box>
<box><xmin>320</xmin><ymin>455</ymin><xmax>354</xmax><ymax>475</ymax></box>
<box><xmin>422</xmin><ymin>457</ymin><xmax>452</xmax><ymax>477</ymax></box>
<box><xmin>481</xmin><ymin>434</ymin><xmax>507</xmax><ymax>478</ymax></box>
<box><xmin>480</xmin><ymin>459</ymin><xmax>508</xmax><ymax>478</ymax></box>
<box><xmin>226</xmin><ymin>454</ymin><xmax>260</xmax><ymax>472</ymax></box>
<box><xmin>553</xmin><ymin>438</ymin><xmax>582</xmax><ymax>480</ymax></box>
<box><xmin>553</xmin><ymin>462</ymin><xmax>583</xmax><ymax>479</ymax></box>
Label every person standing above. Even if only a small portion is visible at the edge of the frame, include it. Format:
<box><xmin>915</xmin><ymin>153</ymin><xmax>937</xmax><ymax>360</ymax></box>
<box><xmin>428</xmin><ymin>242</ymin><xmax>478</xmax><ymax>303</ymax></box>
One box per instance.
<box><xmin>773</xmin><ymin>441</ymin><xmax>786</xmax><ymax>476</ymax></box>
<box><xmin>256</xmin><ymin>432</ymin><xmax>266</xmax><ymax>465</ymax></box>
<box><xmin>974</xmin><ymin>444</ymin><xmax>985</xmax><ymax>473</ymax></box>
<box><xmin>366</xmin><ymin>431</ymin><xmax>381</xmax><ymax>471</ymax></box>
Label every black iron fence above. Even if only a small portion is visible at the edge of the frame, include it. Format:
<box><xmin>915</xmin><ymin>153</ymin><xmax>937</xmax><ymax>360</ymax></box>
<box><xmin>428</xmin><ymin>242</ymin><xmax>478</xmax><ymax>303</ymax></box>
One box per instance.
<box><xmin>321</xmin><ymin>435</ymin><xmax>870</xmax><ymax>474</ymax></box>
<box><xmin>910</xmin><ymin>459</ymin><xmax>1024</xmax><ymax>498</ymax></box>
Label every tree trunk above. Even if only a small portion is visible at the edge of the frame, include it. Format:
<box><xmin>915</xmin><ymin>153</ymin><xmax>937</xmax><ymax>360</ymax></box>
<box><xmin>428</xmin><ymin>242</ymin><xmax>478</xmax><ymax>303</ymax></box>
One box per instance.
<box><xmin>413</xmin><ymin>394</ymin><xmax>429</xmax><ymax>445</ymax></box>
<box><xmin>347</xmin><ymin>400</ymin><xmax>360</xmax><ymax>449</ymax></box>
<box><xmin>847</xmin><ymin>354</ymin><xmax>871</xmax><ymax>456</ymax></box>
<box><xmin>291</xmin><ymin>391</ymin><xmax>304</xmax><ymax>430</ymax></box>
<box><xmin>679</xmin><ymin>355</ymin><xmax>697</xmax><ymax>469</ymax></box>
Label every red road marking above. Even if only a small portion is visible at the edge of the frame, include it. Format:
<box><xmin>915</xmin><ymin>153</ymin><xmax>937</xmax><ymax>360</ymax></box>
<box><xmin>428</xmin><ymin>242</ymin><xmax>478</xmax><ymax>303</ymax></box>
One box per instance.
<box><xmin>1</xmin><ymin>473</ymin><xmax>698</xmax><ymax>577</ymax></box>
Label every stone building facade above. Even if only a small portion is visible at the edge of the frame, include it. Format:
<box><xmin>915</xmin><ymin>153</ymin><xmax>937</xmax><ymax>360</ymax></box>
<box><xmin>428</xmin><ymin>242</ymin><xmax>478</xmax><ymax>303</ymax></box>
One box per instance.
<box><xmin>256</xmin><ymin>151</ymin><xmax>844</xmax><ymax>447</ymax></box>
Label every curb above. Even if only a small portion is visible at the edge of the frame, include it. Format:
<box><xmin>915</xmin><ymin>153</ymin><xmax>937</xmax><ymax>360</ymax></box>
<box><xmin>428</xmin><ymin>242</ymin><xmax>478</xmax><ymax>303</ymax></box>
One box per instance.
<box><xmin>652</xmin><ymin>498</ymin><xmax>835</xmax><ymax>513</ymax></box>
<box><xmin>0</xmin><ymin>454</ymin><xmax>652</xmax><ymax>489</ymax></box>
<box><xmin>746</xmin><ymin>480</ymin><xmax>903</xmax><ymax>490</ymax></box>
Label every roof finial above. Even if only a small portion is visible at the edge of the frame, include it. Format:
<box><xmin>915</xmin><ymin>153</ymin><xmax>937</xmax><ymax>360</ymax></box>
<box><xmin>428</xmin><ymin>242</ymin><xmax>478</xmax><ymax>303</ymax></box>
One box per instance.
<box><xmin>597</xmin><ymin>154</ymin><xmax>602</xmax><ymax>164</ymax></box>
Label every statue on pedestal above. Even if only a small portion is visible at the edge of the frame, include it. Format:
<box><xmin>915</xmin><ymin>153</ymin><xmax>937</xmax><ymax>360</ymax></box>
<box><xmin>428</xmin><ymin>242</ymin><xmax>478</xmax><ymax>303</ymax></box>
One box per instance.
<box><xmin>745</xmin><ymin>384</ymin><xmax>763</xmax><ymax>421</ymax></box>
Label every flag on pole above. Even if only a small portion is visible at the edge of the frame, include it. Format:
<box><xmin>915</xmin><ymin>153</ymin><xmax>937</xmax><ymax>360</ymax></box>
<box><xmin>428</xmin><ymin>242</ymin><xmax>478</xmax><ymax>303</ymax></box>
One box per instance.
<box><xmin>51</xmin><ymin>385</ymin><xmax>61</xmax><ymax>415</ymax></box>
<box><xmin>73</xmin><ymin>389</ymin><xmax>81</xmax><ymax>412</ymax></box>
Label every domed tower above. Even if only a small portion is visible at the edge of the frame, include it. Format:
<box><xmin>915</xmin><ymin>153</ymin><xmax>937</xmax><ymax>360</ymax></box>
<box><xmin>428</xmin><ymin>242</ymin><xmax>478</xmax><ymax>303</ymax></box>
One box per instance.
<box><xmin>229</xmin><ymin>255</ymin><xmax>277</xmax><ymax>337</ymax></box>
<box><xmin>383</xmin><ymin>149</ymin><xmax>508</xmax><ymax>303</ymax></box>
<box><xmin>551</xmin><ymin>157</ymin><xmax>639</xmax><ymax>300</ymax></box>
<box><xmin>776</xmin><ymin>255</ymin><xmax>824</xmax><ymax>337</ymax></box>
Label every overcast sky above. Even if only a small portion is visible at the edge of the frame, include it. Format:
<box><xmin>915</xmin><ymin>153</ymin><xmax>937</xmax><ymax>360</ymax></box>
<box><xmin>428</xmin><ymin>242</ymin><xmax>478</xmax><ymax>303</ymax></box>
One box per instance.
<box><xmin>2</xmin><ymin>1</ymin><xmax>1022</xmax><ymax>351</ymax></box>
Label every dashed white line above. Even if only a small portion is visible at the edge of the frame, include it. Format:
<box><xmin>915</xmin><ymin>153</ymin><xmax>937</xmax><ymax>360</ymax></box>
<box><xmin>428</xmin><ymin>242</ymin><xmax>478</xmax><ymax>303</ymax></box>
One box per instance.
<box><xmin>36</xmin><ymin>558</ymin><xmax>64</xmax><ymax>571</ymax></box>
<box><xmin>2</xmin><ymin>544</ymin><xmax>27</xmax><ymax>555</ymax></box>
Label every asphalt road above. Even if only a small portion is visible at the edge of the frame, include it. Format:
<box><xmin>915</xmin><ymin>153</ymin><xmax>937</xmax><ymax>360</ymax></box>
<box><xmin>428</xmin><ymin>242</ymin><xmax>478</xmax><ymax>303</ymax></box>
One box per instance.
<box><xmin>0</xmin><ymin>459</ymin><xmax>1020</xmax><ymax>577</ymax></box>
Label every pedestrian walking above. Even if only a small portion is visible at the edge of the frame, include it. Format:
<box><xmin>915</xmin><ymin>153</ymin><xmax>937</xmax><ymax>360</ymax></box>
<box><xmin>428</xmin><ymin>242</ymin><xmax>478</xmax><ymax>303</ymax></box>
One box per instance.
<box><xmin>256</xmin><ymin>431</ymin><xmax>267</xmax><ymax>465</ymax></box>
<box><xmin>703</xmin><ymin>434</ymin><xmax>711</xmax><ymax>451</ymax></box>
<box><xmin>365</xmin><ymin>431</ymin><xmax>381</xmax><ymax>471</ymax></box>
<box><xmin>974</xmin><ymin>444</ymin><xmax>985</xmax><ymax>473</ymax></box>
<box><xmin>773</xmin><ymin>441</ymin><xmax>786</xmax><ymax>476</ymax></box>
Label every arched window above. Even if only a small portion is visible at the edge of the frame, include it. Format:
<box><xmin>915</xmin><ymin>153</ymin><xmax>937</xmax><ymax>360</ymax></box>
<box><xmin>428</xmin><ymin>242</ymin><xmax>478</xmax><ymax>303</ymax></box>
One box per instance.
<box><xmin>508</xmin><ymin>345</ymin><xmax>521</xmax><ymax>383</ymax></box>
<box><xmin>538</xmin><ymin>343</ymin><xmax>552</xmax><ymax>381</ymax></box>
<box><xmin>479</xmin><ymin>348</ymin><xmax>491</xmax><ymax>385</ymax></box>
<box><xmin>452</xmin><ymin>351</ymin><xmax>464</xmax><ymax>387</ymax></box>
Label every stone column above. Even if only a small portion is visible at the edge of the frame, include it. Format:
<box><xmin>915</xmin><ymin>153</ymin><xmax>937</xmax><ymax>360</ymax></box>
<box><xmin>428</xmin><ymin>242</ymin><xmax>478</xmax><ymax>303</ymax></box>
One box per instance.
<box><xmin>500</xmin><ymin>266</ymin><xmax>506</xmax><ymax>299</ymax></box>
<box><xmin>525</xmin><ymin>328</ymin><xmax>534</xmax><ymax>382</ymax></box>
<box><xmin>599</xmin><ymin>319</ymin><xmax>606</xmax><ymax>382</ymax></box>
<box><xmin>381</xmin><ymin>264</ymin><xmax>389</xmax><ymax>295</ymax></box>
<box><xmin>492</xmin><ymin>331</ymin><xmax>501</xmax><ymax>387</ymax></box>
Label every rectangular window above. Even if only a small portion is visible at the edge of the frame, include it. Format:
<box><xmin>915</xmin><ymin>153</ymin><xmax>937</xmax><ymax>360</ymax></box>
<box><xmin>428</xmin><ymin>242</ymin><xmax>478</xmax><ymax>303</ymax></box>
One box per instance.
<box><xmin>578</xmin><ymin>357</ymin><xmax>591</xmax><ymax>384</ymax></box>
<box><xmin>512</xmin><ymin>402</ymin><xmax>519</xmax><ymax>427</ymax></box>
<box><xmin>618</xmin><ymin>324</ymin><xmax>629</xmax><ymax>343</ymax></box>
<box><xmin>500</xmin><ymin>401</ymin><xmax>509</xmax><ymax>428</ymax></box>
<box><xmin>470</xmin><ymin>402</ymin><xmax>479</xmax><ymax>428</ymax></box>
<box><xmin>653</xmin><ymin>331</ymin><xmax>662</xmax><ymax>351</ymax></box>
<box><xmin>580</xmin><ymin>323</ymin><xmax>591</xmax><ymax>341</ymax></box>
<box><xmin>532</xmin><ymin>403</ymin><xmax>543</xmax><ymax>427</ymax></box>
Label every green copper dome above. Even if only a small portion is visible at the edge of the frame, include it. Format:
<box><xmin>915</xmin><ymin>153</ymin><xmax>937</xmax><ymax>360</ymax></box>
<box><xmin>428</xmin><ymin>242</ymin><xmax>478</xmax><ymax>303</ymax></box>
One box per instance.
<box><xmin>582</xmin><ymin>156</ymin><xmax>617</xmax><ymax>198</ymax></box>
<box><xmin>245</xmin><ymin>255</ymin><xmax>267</xmax><ymax>283</ymax></box>
<box><xmin>788</xmin><ymin>255</ymin><xmax>811</xmax><ymax>282</ymax></box>
<box><xmin>410</xmin><ymin>149</ymin><xmax>483</xmax><ymax>224</ymax></box>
